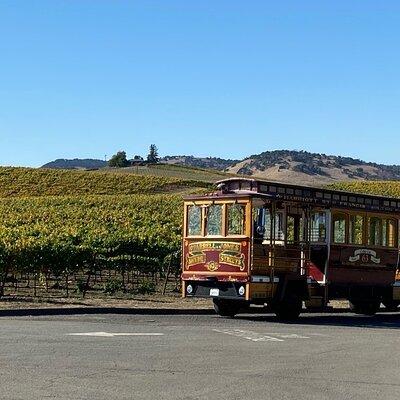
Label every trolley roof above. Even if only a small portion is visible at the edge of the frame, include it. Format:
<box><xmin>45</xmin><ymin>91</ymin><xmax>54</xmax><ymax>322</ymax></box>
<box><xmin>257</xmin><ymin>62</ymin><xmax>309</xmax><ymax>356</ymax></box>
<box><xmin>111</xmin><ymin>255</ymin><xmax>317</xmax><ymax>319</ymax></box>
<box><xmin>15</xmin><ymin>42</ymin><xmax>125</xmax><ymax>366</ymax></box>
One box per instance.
<box><xmin>184</xmin><ymin>178</ymin><xmax>400</xmax><ymax>214</ymax></box>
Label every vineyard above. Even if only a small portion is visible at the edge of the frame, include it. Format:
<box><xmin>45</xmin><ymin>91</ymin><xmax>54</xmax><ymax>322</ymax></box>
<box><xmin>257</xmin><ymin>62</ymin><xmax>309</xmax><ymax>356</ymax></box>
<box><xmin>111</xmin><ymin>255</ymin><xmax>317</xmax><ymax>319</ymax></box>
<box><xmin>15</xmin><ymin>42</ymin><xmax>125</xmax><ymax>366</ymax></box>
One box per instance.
<box><xmin>0</xmin><ymin>167</ymin><xmax>205</xmax><ymax>300</ymax></box>
<box><xmin>0</xmin><ymin>167</ymin><xmax>210</xmax><ymax>197</ymax></box>
<box><xmin>106</xmin><ymin>162</ymin><xmax>231</xmax><ymax>183</ymax></box>
<box><xmin>1</xmin><ymin>166</ymin><xmax>399</xmax><ymax>301</ymax></box>
<box><xmin>328</xmin><ymin>181</ymin><xmax>400</xmax><ymax>198</ymax></box>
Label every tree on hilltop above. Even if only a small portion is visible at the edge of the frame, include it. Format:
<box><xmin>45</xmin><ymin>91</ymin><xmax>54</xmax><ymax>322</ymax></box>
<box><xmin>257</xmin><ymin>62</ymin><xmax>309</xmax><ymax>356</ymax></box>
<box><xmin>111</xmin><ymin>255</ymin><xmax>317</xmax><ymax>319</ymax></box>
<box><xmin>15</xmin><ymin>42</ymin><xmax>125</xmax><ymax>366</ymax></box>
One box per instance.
<box><xmin>147</xmin><ymin>144</ymin><xmax>159</xmax><ymax>163</ymax></box>
<box><xmin>108</xmin><ymin>151</ymin><xmax>129</xmax><ymax>168</ymax></box>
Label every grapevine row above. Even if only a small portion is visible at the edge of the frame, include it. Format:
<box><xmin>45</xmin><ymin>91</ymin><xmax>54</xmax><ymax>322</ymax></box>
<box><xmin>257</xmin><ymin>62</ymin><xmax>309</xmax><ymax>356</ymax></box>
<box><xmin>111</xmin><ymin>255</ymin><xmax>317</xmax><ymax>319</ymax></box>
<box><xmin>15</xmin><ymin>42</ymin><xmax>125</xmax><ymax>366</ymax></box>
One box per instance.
<box><xmin>0</xmin><ymin>167</ymin><xmax>210</xmax><ymax>197</ymax></box>
<box><xmin>0</xmin><ymin>194</ymin><xmax>183</xmax><ymax>295</ymax></box>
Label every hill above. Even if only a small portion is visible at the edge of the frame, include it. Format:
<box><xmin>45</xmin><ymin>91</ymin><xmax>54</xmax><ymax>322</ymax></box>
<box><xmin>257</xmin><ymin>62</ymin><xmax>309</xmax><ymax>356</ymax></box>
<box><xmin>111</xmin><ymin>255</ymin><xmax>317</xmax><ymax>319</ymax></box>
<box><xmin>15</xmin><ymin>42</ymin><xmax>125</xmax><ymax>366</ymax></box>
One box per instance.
<box><xmin>162</xmin><ymin>155</ymin><xmax>238</xmax><ymax>170</ymax></box>
<box><xmin>0</xmin><ymin>167</ymin><xmax>210</xmax><ymax>198</ymax></box>
<box><xmin>41</xmin><ymin>158</ymin><xmax>107</xmax><ymax>169</ymax></box>
<box><xmin>103</xmin><ymin>163</ymin><xmax>231</xmax><ymax>183</ymax></box>
<box><xmin>225</xmin><ymin>150</ymin><xmax>400</xmax><ymax>185</ymax></box>
<box><xmin>160</xmin><ymin>151</ymin><xmax>400</xmax><ymax>185</ymax></box>
<box><xmin>41</xmin><ymin>159</ymin><xmax>232</xmax><ymax>182</ymax></box>
<box><xmin>41</xmin><ymin>150</ymin><xmax>400</xmax><ymax>186</ymax></box>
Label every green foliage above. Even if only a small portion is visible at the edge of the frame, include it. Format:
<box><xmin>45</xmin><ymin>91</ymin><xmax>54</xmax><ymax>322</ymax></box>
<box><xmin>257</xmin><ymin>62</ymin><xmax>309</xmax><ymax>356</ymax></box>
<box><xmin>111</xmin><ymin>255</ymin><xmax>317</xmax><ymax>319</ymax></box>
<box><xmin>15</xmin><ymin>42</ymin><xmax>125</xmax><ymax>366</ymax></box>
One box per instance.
<box><xmin>76</xmin><ymin>278</ymin><xmax>87</xmax><ymax>294</ymax></box>
<box><xmin>136</xmin><ymin>279</ymin><xmax>156</xmax><ymax>295</ymax></box>
<box><xmin>108</xmin><ymin>151</ymin><xmax>129</xmax><ymax>168</ymax></box>
<box><xmin>103</xmin><ymin>278</ymin><xmax>124</xmax><ymax>295</ymax></box>
<box><xmin>147</xmin><ymin>144</ymin><xmax>159</xmax><ymax>163</ymax></box>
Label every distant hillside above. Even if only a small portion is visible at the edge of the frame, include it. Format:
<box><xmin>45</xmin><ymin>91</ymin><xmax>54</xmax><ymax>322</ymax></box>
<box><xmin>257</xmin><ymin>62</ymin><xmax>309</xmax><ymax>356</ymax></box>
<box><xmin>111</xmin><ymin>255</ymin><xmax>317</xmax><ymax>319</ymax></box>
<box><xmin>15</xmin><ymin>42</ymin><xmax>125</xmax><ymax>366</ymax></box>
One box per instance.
<box><xmin>41</xmin><ymin>158</ymin><xmax>107</xmax><ymax>169</ymax></box>
<box><xmin>41</xmin><ymin>150</ymin><xmax>400</xmax><ymax>186</ymax></box>
<box><xmin>225</xmin><ymin>150</ymin><xmax>400</xmax><ymax>185</ymax></box>
<box><xmin>162</xmin><ymin>155</ymin><xmax>238</xmax><ymax>170</ymax></box>
<box><xmin>104</xmin><ymin>163</ymin><xmax>231</xmax><ymax>183</ymax></box>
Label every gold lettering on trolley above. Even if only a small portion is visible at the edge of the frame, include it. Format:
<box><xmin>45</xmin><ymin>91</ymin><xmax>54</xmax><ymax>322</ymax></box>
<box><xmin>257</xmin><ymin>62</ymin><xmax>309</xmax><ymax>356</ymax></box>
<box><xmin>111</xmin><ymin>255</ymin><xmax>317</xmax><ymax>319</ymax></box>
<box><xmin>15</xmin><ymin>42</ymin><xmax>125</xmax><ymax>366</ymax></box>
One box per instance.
<box><xmin>219</xmin><ymin>253</ymin><xmax>245</xmax><ymax>271</ymax></box>
<box><xmin>189</xmin><ymin>242</ymin><xmax>241</xmax><ymax>253</ymax></box>
<box><xmin>185</xmin><ymin>241</ymin><xmax>246</xmax><ymax>271</ymax></box>
<box><xmin>186</xmin><ymin>254</ymin><xmax>206</xmax><ymax>269</ymax></box>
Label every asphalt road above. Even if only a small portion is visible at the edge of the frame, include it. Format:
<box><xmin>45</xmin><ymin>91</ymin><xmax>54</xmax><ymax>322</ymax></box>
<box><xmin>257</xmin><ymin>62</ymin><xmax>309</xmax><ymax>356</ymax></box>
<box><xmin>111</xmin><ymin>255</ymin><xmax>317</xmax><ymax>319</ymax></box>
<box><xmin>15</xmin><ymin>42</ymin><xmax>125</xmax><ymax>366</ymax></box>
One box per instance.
<box><xmin>1</xmin><ymin>311</ymin><xmax>400</xmax><ymax>400</ymax></box>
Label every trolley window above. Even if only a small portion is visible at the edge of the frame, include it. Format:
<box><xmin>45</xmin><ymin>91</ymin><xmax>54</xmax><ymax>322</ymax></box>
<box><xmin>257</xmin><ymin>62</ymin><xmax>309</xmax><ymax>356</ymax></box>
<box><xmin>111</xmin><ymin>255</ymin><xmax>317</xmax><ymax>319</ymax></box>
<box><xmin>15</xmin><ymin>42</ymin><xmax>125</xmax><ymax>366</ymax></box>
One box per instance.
<box><xmin>310</xmin><ymin>212</ymin><xmax>327</xmax><ymax>242</ymax></box>
<box><xmin>349</xmin><ymin>215</ymin><xmax>364</xmax><ymax>245</ymax></box>
<box><xmin>187</xmin><ymin>205</ymin><xmax>202</xmax><ymax>236</ymax></box>
<box><xmin>383</xmin><ymin>218</ymin><xmax>397</xmax><ymax>247</ymax></box>
<box><xmin>287</xmin><ymin>214</ymin><xmax>304</xmax><ymax>244</ymax></box>
<box><xmin>333</xmin><ymin>213</ymin><xmax>347</xmax><ymax>244</ymax></box>
<box><xmin>227</xmin><ymin>204</ymin><xmax>245</xmax><ymax>235</ymax></box>
<box><xmin>368</xmin><ymin>217</ymin><xmax>382</xmax><ymax>246</ymax></box>
<box><xmin>206</xmin><ymin>205</ymin><xmax>223</xmax><ymax>236</ymax></box>
<box><xmin>253</xmin><ymin>207</ymin><xmax>284</xmax><ymax>242</ymax></box>
<box><xmin>264</xmin><ymin>210</ymin><xmax>285</xmax><ymax>241</ymax></box>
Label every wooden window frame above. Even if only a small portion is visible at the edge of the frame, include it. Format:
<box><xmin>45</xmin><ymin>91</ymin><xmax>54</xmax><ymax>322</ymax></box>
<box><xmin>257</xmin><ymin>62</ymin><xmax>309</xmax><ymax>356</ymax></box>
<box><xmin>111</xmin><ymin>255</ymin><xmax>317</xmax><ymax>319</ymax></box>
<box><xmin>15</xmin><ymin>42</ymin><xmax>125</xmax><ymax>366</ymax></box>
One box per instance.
<box><xmin>366</xmin><ymin>212</ymin><xmax>399</xmax><ymax>249</ymax></box>
<box><xmin>383</xmin><ymin>217</ymin><xmax>398</xmax><ymax>248</ymax></box>
<box><xmin>226</xmin><ymin>203</ymin><xmax>247</xmax><ymax>237</ymax></box>
<box><xmin>184</xmin><ymin>199</ymin><xmax>251</xmax><ymax>239</ymax></box>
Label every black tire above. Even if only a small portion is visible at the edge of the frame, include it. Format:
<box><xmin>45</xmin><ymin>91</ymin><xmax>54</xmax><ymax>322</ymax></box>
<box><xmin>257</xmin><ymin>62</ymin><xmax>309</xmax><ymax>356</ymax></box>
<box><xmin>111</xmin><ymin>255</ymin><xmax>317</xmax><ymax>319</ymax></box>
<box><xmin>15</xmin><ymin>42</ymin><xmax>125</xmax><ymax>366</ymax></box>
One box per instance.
<box><xmin>382</xmin><ymin>300</ymin><xmax>400</xmax><ymax>311</ymax></box>
<box><xmin>274</xmin><ymin>294</ymin><xmax>302</xmax><ymax>322</ymax></box>
<box><xmin>213</xmin><ymin>299</ymin><xmax>241</xmax><ymax>318</ymax></box>
<box><xmin>349</xmin><ymin>300</ymin><xmax>380</xmax><ymax>316</ymax></box>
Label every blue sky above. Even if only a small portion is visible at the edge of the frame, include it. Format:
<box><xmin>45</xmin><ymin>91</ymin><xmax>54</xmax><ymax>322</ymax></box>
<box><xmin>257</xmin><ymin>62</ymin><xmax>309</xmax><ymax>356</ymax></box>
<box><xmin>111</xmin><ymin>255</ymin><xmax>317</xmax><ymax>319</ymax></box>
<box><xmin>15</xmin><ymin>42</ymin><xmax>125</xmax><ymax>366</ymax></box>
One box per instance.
<box><xmin>0</xmin><ymin>1</ymin><xmax>399</xmax><ymax>167</ymax></box>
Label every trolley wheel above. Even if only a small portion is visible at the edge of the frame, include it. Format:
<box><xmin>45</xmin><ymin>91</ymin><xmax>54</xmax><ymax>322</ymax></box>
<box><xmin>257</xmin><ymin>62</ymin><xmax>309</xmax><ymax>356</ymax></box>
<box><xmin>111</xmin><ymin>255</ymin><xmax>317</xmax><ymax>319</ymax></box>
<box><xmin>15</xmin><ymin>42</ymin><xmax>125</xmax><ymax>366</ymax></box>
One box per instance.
<box><xmin>382</xmin><ymin>301</ymin><xmax>400</xmax><ymax>311</ymax></box>
<box><xmin>349</xmin><ymin>300</ymin><xmax>380</xmax><ymax>316</ymax></box>
<box><xmin>213</xmin><ymin>299</ymin><xmax>241</xmax><ymax>318</ymax></box>
<box><xmin>274</xmin><ymin>294</ymin><xmax>302</xmax><ymax>322</ymax></box>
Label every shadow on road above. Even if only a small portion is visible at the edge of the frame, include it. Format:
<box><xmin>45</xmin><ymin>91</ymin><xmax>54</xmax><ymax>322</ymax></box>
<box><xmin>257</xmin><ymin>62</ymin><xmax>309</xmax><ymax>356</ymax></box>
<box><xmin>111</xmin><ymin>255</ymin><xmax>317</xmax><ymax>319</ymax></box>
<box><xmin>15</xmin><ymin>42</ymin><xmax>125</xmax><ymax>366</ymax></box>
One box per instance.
<box><xmin>236</xmin><ymin>311</ymin><xmax>400</xmax><ymax>329</ymax></box>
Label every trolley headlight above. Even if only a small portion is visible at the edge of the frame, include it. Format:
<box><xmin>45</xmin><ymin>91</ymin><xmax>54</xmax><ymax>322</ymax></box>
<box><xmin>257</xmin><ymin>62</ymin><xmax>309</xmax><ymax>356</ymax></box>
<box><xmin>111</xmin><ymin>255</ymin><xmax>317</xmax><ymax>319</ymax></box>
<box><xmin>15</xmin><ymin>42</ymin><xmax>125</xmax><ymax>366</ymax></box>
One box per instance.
<box><xmin>238</xmin><ymin>286</ymin><xmax>245</xmax><ymax>296</ymax></box>
<box><xmin>186</xmin><ymin>284</ymin><xmax>193</xmax><ymax>295</ymax></box>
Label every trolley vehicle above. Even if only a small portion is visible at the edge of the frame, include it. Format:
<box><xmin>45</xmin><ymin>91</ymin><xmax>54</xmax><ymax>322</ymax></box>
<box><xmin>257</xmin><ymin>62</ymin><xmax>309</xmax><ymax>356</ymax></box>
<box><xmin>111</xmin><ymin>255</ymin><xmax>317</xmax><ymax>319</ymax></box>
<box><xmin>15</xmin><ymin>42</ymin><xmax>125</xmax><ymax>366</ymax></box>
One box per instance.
<box><xmin>181</xmin><ymin>178</ymin><xmax>400</xmax><ymax>320</ymax></box>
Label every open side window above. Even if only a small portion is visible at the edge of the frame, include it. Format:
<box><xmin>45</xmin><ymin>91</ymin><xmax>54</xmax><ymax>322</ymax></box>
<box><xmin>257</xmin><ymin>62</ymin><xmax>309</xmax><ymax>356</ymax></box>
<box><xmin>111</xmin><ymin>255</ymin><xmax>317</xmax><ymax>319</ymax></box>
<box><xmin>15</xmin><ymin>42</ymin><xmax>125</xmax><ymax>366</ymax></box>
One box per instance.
<box><xmin>252</xmin><ymin>205</ymin><xmax>285</xmax><ymax>245</ymax></box>
<box><xmin>310</xmin><ymin>211</ymin><xmax>327</xmax><ymax>243</ymax></box>
<box><xmin>286</xmin><ymin>214</ymin><xmax>304</xmax><ymax>245</ymax></box>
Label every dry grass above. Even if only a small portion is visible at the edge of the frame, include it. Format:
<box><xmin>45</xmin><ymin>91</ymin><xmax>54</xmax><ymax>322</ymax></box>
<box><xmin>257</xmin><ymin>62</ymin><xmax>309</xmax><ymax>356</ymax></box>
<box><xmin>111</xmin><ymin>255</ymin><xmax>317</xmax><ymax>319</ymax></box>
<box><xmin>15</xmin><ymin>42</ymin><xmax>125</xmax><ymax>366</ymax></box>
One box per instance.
<box><xmin>0</xmin><ymin>293</ymin><xmax>213</xmax><ymax>310</ymax></box>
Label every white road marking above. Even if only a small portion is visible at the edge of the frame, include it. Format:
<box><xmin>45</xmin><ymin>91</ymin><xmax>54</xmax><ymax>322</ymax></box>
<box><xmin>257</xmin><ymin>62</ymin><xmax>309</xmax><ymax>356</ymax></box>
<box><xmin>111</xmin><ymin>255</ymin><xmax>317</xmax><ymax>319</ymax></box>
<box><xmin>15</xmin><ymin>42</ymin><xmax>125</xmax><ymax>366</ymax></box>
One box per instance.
<box><xmin>213</xmin><ymin>329</ymin><xmax>310</xmax><ymax>342</ymax></box>
<box><xmin>263</xmin><ymin>333</ymin><xmax>310</xmax><ymax>339</ymax></box>
<box><xmin>67</xmin><ymin>332</ymin><xmax>164</xmax><ymax>337</ymax></box>
<box><xmin>213</xmin><ymin>329</ymin><xmax>283</xmax><ymax>342</ymax></box>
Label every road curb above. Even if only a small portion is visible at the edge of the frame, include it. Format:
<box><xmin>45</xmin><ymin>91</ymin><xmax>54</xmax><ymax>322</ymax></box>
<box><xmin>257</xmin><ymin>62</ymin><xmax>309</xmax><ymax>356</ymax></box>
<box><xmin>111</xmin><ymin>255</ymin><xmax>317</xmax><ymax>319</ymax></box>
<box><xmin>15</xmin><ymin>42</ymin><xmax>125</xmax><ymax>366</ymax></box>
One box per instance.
<box><xmin>0</xmin><ymin>307</ymin><xmax>216</xmax><ymax>317</ymax></box>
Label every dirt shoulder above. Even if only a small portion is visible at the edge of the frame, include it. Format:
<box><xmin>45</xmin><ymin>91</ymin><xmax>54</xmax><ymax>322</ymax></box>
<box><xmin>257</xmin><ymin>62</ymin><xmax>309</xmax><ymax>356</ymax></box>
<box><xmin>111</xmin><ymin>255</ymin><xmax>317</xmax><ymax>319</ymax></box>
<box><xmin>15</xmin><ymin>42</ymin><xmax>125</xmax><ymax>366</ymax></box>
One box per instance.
<box><xmin>0</xmin><ymin>294</ymin><xmax>214</xmax><ymax>311</ymax></box>
<box><xmin>0</xmin><ymin>294</ymin><xmax>349</xmax><ymax>312</ymax></box>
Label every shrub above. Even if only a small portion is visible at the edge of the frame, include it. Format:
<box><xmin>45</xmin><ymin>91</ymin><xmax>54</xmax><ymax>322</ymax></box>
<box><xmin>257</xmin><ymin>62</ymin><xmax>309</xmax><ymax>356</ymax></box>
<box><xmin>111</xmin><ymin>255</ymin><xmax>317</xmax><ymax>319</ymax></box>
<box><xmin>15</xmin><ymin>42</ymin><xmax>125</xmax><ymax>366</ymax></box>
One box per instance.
<box><xmin>103</xmin><ymin>278</ymin><xmax>124</xmax><ymax>295</ymax></box>
<box><xmin>76</xmin><ymin>278</ymin><xmax>86</xmax><ymax>294</ymax></box>
<box><xmin>137</xmin><ymin>279</ymin><xmax>156</xmax><ymax>295</ymax></box>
